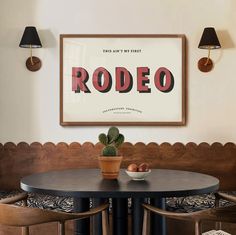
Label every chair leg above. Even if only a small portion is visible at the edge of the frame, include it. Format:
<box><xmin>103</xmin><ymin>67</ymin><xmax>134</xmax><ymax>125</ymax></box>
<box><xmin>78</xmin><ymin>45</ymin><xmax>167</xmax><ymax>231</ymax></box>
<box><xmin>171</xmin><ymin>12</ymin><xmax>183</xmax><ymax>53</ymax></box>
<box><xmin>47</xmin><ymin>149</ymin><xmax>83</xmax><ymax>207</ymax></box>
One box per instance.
<box><xmin>102</xmin><ymin>210</ymin><xmax>109</xmax><ymax>235</ymax></box>
<box><xmin>21</xmin><ymin>196</ymin><xmax>29</xmax><ymax>235</ymax></box>
<box><xmin>23</xmin><ymin>199</ymin><xmax>27</xmax><ymax>207</ymax></box>
<box><xmin>195</xmin><ymin>221</ymin><xmax>201</xmax><ymax>235</ymax></box>
<box><xmin>215</xmin><ymin>196</ymin><xmax>220</xmax><ymax>208</ymax></box>
<box><xmin>58</xmin><ymin>221</ymin><xmax>65</xmax><ymax>235</ymax></box>
<box><xmin>22</xmin><ymin>227</ymin><xmax>29</xmax><ymax>235</ymax></box>
<box><xmin>215</xmin><ymin>221</ymin><xmax>222</xmax><ymax>230</ymax></box>
<box><xmin>214</xmin><ymin>195</ymin><xmax>222</xmax><ymax>230</ymax></box>
<box><xmin>215</xmin><ymin>196</ymin><xmax>221</xmax><ymax>230</ymax></box>
<box><xmin>142</xmin><ymin>209</ymin><xmax>150</xmax><ymax>235</ymax></box>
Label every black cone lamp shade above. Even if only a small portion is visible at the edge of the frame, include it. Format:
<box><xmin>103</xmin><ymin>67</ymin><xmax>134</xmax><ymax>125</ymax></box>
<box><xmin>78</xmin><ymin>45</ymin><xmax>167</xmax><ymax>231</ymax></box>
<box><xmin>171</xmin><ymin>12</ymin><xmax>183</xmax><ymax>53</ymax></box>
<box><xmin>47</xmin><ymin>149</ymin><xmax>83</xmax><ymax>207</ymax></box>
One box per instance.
<box><xmin>198</xmin><ymin>27</ymin><xmax>221</xmax><ymax>72</ymax></box>
<box><xmin>19</xmin><ymin>26</ymin><xmax>42</xmax><ymax>72</ymax></box>
<box><xmin>198</xmin><ymin>27</ymin><xmax>221</xmax><ymax>49</ymax></box>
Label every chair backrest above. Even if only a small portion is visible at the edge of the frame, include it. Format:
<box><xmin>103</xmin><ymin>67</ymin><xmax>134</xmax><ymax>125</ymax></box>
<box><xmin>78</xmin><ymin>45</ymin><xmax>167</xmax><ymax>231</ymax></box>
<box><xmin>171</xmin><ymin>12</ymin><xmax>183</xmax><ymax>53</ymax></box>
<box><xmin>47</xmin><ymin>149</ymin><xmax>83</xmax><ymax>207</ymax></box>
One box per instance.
<box><xmin>142</xmin><ymin>204</ymin><xmax>236</xmax><ymax>235</ymax></box>
<box><xmin>216</xmin><ymin>192</ymin><xmax>236</xmax><ymax>204</ymax></box>
<box><xmin>143</xmin><ymin>203</ymin><xmax>236</xmax><ymax>224</ymax></box>
<box><xmin>0</xmin><ymin>200</ymin><xmax>109</xmax><ymax>227</ymax></box>
<box><xmin>0</xmin><ymin>203</ymin><xmax>75</xmax><ymax>227</ymax></box>
<box><xmin>199</xmin><ymin>205</ymin><xmax>236</xmax><ymax>224</ymax></box>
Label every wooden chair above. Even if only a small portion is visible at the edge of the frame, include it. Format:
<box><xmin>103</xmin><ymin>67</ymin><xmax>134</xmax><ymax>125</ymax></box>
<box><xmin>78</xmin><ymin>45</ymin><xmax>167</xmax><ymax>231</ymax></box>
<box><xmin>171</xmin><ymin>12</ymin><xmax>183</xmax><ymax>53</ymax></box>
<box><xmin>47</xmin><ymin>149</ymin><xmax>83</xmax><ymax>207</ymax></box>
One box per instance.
<box><xmin>215</xmin><ymin>192</ymin><xmax>236</xmax><ymax>205</ymax></box>
<box><xmin>142</xmin><ymin>201</ymin><xmax>236</xmax><ymax>235</ymax></box>
<box><xmin>0</xmin><ymin>193</ymin><xmax>109</xmax><ymax>235</ymax></box>
<box><xmin>214</xmin><ymin>192</ymin><xmax>236</xmax><ymax>230</ymax></box>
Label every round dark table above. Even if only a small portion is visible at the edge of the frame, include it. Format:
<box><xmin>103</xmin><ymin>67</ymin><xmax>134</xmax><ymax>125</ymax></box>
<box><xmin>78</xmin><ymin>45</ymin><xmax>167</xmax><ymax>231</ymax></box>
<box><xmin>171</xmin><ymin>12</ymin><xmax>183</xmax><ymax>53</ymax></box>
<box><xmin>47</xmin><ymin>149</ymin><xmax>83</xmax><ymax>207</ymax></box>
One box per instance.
<box><xmin>21</xmin><ymin>169</ymin><xmax>219</xmax><ymax>235</ymax></box>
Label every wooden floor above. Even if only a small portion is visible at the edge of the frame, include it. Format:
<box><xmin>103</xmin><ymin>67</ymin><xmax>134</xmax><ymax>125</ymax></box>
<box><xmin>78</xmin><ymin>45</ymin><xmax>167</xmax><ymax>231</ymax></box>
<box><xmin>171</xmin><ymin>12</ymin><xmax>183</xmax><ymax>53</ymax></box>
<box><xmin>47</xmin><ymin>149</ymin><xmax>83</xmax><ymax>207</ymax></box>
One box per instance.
<box><xmin>0</xmin><ymin>218</ymin><xmax>236</xmax><ymax>235</ymax></box>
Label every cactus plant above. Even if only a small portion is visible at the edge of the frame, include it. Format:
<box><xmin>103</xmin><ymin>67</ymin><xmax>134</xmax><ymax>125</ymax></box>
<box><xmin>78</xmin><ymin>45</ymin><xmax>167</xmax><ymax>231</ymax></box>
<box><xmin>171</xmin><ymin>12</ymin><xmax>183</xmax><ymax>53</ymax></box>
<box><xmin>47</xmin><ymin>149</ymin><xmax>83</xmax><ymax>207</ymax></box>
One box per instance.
<box><xmin>98</xmin><ymin>127</ymin><xmax>125</xmax><ymax>156</ymax></box>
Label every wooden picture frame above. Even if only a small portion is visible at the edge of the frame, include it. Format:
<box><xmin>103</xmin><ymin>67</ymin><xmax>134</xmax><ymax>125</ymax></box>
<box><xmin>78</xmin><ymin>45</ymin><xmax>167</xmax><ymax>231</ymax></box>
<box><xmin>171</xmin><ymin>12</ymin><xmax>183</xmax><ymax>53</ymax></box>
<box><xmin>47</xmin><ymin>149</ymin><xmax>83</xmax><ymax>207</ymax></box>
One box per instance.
<box><xmin>60</xmin><ymin>34</ymin><xmax>186</xmax><ymax>126</ymax></box>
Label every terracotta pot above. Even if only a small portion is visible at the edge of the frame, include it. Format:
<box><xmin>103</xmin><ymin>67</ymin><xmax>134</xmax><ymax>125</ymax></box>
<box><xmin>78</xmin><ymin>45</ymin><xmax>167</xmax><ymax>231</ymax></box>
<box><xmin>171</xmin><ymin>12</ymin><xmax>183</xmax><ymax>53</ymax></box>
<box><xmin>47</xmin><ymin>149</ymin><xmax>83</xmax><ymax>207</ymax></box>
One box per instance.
<box><xmin>98</xmin><ymin>156</ymin><xmax>123</xmax><ymax>179</ymax></box>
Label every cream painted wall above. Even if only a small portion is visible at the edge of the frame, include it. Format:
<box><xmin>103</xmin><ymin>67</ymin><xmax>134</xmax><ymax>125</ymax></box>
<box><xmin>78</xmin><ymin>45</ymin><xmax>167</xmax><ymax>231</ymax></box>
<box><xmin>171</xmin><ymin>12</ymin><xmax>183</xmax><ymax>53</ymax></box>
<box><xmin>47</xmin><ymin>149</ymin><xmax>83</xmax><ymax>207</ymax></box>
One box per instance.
<box><xmin>0</xmin><ymin>0</ymin><xmax>236</xmax><ymax>144</ymax></box>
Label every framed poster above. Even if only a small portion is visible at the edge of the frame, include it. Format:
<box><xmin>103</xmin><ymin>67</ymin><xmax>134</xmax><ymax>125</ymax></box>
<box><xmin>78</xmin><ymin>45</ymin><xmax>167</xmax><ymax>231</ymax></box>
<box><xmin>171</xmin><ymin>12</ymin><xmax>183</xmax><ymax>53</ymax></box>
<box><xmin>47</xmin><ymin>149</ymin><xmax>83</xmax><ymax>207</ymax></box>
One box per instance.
<box><xmin>60</xmin><ymin>34</ymin><xmax>186</xmax><ymax>126</ymax></box>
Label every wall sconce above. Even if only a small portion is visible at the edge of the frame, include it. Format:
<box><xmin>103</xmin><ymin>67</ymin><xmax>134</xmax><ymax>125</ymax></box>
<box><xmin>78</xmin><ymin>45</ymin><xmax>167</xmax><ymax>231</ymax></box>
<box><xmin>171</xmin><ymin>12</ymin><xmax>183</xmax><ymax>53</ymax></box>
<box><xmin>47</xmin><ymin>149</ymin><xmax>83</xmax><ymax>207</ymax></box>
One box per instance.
<box><xmin>19</xmin><ymin>26</ymin><xmax>42</xmax><ymax>72</ymax></box>
<box><xmin>198</xmin><ymin>27</ymin><xmax>221</xmax><ymax>72</ymax></box>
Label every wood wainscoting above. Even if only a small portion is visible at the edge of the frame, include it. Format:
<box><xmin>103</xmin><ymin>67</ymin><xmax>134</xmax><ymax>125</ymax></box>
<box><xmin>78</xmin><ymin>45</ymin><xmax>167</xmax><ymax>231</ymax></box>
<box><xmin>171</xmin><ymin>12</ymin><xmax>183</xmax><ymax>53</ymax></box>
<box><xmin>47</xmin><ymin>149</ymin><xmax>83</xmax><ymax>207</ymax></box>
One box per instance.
<box><xmin>0</xmin><ymin>142</ymin><xmax>236</xmax><ymax>191</ymax></box>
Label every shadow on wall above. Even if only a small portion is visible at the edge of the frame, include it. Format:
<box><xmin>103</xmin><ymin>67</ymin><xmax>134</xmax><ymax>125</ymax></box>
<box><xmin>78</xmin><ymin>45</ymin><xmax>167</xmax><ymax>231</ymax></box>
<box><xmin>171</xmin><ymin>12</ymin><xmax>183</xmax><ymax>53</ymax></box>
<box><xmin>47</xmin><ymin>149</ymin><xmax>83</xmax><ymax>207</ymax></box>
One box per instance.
<box><xmin>217</xmin><ymin>30</ymin><xmax>235</xmax><ymax>50</ymax></box>
<box><xmin>38</xmin><ymin>29</ymin><xmax>57</xmax><ymax>49</ymax></box>
<box><xmin>214</xmin><ymin>30</ymin><xmax>234</xmax><ymax>65</ymax></box>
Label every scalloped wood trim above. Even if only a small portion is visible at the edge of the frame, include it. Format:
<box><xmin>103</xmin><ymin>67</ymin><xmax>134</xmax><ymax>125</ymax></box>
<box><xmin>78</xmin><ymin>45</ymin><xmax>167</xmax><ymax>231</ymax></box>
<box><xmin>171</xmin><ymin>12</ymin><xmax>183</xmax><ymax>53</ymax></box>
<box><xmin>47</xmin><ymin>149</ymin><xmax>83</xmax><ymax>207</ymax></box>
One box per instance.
<box><xmin>0</xmin><ymin>141</ymin><xmax>236</xmax><ymax>148</ymax></box>
<box><xmin>0</xmin><ymin>142</ymin><xmax>236</xmax><ymax>190</ymax></box>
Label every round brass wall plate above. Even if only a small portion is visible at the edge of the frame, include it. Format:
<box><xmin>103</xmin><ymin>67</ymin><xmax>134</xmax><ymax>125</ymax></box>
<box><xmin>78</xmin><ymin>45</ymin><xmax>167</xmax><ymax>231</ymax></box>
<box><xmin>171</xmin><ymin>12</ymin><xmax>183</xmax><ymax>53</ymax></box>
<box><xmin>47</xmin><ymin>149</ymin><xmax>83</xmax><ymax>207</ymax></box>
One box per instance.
<box><xmin>26</xmin><ymin>56</ymin><xmax>42</xmax><ymax>72</ymax></box>
<box><xmin>198</xmin><ymin>57</ymin><xmax>213</xmax><ymax>73</ymax></box>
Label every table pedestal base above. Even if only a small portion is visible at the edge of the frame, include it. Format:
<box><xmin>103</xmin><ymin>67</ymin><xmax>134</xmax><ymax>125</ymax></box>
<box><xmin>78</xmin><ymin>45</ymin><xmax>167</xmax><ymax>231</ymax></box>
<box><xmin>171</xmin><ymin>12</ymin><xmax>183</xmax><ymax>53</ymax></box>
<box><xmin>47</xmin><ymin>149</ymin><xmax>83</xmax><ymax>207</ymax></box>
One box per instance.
<box><xmin>92</xmin><ymin>198</ymin><xmax>108</xmax><ymax>235</ymax></box>
<box><xmin>74</xmin><ymin>198</ymin><xmax>90</xmax><ymax>235</ymax></box>
<box><xmin>150</xmin><ymin>198</ymin><xmax>166</xmax><ymax>235</ymax></box>
<box><xmin>132</xmin><ymin>198</ymin><xmax>146</xmax><ymax>235</ymax></box>
<box><xmin>73</xmin><ymin>197</ymin><xmax>166</xmax><ymax>235</ymax></box>
<box><xmin>112</xmin><ymin>198</ymin><xmax>128</xmax><ymax>235</ymax></box>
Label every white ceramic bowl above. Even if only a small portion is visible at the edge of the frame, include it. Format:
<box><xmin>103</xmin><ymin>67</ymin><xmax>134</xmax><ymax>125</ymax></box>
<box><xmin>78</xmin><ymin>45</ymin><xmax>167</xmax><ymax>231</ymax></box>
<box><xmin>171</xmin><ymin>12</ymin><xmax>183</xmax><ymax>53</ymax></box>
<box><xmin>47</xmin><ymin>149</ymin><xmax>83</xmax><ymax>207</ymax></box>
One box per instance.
<box><xmin>125</xmin><ymin>169</ymin><xmax>151</xmax><ymax>181</ymax></box>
